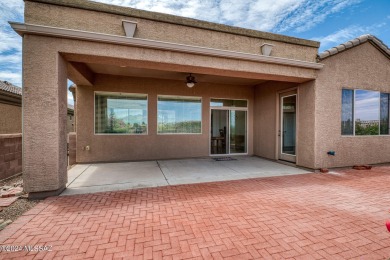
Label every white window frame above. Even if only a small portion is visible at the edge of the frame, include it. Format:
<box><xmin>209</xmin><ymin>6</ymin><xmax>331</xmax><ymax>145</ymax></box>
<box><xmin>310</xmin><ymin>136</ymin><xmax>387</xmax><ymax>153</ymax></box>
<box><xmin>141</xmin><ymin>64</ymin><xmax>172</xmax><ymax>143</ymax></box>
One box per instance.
<box><xmin>209</xmin><ymin>97</ymin><xmax>249</xmax><ymax>156</ymax></box>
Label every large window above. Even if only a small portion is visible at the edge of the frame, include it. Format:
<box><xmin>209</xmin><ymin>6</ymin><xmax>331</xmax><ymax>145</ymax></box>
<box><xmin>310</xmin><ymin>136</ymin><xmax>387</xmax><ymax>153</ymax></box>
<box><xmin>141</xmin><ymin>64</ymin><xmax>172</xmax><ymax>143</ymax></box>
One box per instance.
<box><xmin>380</xmin><ymin>93</ymin><xmax>389</xmax><ymax>135</ymax></box>
<box><xmin>341</xmin><ymin>89</ymin><xmax>389</xmax><ymax>136</ymax></box>
<box><xmin>158</xmin><ymin>96</ymin><xmax>201</xmax><ymax>134</ymax></box>
<box><xmin>341</xmin><ymin>89</ymin><xmax>354</xmax><ymax>135</ymax></box>
<box><xmin>95</xmin><ymin>92</ymin><xmax>147</xmax><ymax>134</ymax></box>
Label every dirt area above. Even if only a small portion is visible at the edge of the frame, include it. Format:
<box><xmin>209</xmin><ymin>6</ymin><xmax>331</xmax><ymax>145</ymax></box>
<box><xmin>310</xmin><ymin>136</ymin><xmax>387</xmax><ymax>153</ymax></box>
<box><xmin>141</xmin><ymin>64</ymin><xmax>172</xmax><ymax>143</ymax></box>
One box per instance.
<box><xmin>0</xmin><ymin>175</ymin><xmax>41</xmax><ymax>229</ymax></box>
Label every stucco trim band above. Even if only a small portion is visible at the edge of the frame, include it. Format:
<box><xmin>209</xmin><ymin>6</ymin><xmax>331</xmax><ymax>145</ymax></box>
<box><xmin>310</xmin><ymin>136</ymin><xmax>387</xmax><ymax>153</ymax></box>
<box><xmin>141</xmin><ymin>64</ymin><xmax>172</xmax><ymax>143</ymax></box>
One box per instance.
<box><xmin>10</xmin><ymin>22</ymin><xmax>324</xmax><ymax>70</ymax></box>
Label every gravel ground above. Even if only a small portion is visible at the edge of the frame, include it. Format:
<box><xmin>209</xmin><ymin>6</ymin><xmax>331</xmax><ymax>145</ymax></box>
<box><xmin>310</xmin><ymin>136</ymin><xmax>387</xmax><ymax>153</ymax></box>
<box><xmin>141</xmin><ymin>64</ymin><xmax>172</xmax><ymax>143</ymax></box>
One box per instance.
<box><xmin>0</xmin><ymin>175</ymin><xmax>23</xmax><ymax>187</ymax></box>
<box><xmin>0</xmin><ymin>198</ymin><xmax>40</xmax><ymax>222</ymax></box>
<box><xmin>0</xmin><ymin>175</ymin><xmax>41</xmax><ymax>224</ymax></box>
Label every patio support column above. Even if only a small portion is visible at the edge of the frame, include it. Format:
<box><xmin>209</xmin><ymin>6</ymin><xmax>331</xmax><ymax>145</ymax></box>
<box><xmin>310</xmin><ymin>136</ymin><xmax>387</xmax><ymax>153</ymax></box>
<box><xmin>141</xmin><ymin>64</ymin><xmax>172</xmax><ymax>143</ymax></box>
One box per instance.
<box><xmin>23</xmin><ymin>35</ymin><xmax>68</xmax><ymax>198</ymax></box>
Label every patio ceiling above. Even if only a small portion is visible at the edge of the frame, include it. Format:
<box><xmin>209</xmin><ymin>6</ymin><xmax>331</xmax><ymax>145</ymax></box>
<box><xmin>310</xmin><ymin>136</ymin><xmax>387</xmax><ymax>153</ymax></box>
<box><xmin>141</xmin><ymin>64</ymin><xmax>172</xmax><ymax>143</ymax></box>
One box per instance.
<box><xmin>63</xmin><ymin>50</ymin><xmax>319</xmax><ymax>87</ymax></box>
<box><xmin>85</xmin><ymin>63</ymin><xmax>267</xmax><ymax>86</ymax></box>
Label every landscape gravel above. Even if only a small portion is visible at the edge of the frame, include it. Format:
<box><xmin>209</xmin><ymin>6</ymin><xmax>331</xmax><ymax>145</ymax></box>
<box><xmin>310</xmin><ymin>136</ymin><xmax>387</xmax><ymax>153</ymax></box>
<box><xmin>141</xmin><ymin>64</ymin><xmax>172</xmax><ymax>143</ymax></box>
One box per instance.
<box><xmin>0</xmin><ymin>175</ymin><xmax>41</xmax><ymax>226</ymax></box>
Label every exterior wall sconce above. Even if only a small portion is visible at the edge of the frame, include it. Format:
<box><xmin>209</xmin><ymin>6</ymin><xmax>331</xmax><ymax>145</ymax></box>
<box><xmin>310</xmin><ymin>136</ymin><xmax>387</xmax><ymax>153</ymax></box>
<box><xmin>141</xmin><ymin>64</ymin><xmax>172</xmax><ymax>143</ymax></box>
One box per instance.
<box><xmin>122</xmin><ymin>20</ymin><xmax>137</xmax><ymax>37</ymax></box>
<box><xmin>186</xmin><ymin>73</ymin><xmax>197</xmax><ymax>88</ymax></box>
<box><xmin>260</xmin><ymin>43</ymin><xmax>274</xmax><ymax>56</ymax></box>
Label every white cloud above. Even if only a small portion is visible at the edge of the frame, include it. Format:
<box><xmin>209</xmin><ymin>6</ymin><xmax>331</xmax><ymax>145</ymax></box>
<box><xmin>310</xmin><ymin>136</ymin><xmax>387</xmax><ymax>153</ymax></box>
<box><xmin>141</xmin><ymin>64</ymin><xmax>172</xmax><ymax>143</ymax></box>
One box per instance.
<box><xmin>218</xmin><ymin>0</ymin><xmax>305</xmax><ymax>31</ymax></box>
<box><xmin>68</xmin><ymin>92</ymin><xmax>74</xmax><ymax>105</ymax></box>
<box><xmin>275</xmin><ymin>0</ymin><xmax>362</xmax><ymax>33</ymax></box>
<box><xmin>93</xmin><ymin>0</ymin><xmax>360</xmax><ymax>32</ymax></box>
<box><xmin>0</xmin><ymin>51</ymin><xmax>21</xmax><ymax>64</ymax></box>
<box><xmin>0</xmin><ymin>71</ymin><xmax>22</xmax><ymax>86</ymax></box>
<box><xmin>313</xmin><ymin>23</ymin><xmax>387</xmax><ymax>51</ymax></box>
<box><xmin>0</xmin><ymin>0</ymin><xmax>24</xmax><ymax>87</ymax></box>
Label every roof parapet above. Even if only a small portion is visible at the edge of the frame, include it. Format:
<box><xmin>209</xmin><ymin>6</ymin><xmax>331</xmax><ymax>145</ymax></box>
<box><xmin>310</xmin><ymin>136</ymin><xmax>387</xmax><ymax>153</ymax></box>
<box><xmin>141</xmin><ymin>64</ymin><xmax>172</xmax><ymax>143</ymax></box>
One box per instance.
<box><xmin>25</xmin><ymin>0</ymin><xmax>320</xmax><ymax>48</ymax></box>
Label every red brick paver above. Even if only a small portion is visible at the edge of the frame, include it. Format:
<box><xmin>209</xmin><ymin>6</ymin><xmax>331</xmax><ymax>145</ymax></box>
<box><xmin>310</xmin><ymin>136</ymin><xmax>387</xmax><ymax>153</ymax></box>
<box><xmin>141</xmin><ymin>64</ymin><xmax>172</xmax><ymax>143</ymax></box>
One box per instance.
<box><xmin>1</xmin><ymin>167</ymin><xmax>390</xmax><ymax>259</ymax></box>
<box><xmin>0</xmin><ymin>197</ymin><xmax>18</xmax><ymax>207</ymax></box>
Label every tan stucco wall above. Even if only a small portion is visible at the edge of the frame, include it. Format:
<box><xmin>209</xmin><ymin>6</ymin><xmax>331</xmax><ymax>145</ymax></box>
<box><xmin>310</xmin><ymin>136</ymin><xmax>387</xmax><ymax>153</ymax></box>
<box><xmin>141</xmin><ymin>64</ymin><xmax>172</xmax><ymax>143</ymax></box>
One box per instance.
<box><xmin>314</xmin><ymin>42</ymin><xmax>390</xmax><ymax>168</ymax></box>
<box><xmin>253</xmin><ymin>81</ymin><xmax>316</xmax><ymax>168</ymax></box>
<box><xmin>25</xmin><ymin>1</ymin><xmax>318</xmax><ymax>62</ymax></box>
<box><xmin>0</xmin><ymin>103</ymin><xmax>22</xmax><ymax>134</ymax></box>
<box><xmin>23</xmin><ymin>36</ymin><xmax>68</xmax><ymax>194</ymax></box>
<box><xmin>253</xmin><ymin>82</ymin><xmax>294</xmax><ymax>160</ymax></box>
<box><xmin>76</xmin><ymin>75</ymin><xmax>254</xmax><ymax>163</ymax></box>
<box><xmin>296</xmin><ymin>81</ymin><xmax>316</xmax><ymax>168</ymax></box>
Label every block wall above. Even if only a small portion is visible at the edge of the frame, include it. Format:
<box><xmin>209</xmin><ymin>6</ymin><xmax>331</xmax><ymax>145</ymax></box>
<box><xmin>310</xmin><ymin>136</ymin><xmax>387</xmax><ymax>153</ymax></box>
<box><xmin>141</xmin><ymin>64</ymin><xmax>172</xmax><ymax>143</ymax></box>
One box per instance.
<box><xmin>0</xmin><ymin>134</ymin><xmax>22</xmax><ymax>180</ymax></box>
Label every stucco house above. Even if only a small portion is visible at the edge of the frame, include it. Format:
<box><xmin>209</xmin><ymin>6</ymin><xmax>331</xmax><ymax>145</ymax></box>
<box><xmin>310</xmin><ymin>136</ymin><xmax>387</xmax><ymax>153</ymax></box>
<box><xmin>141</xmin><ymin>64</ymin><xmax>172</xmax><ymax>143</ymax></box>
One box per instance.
<box><xmin>0</xmin><ymin>80</ymin><xmax>75</xmax><ymax>134</ymax></box>
<box><xmin>9</xmin><ymin>0</ymin><xmax>389</xmax><ymax>198</ymax></box>
<box><xmin>0</xmin><ymin>80</ymin><xmax>74</xmax><ymax>180</ymax></box>
<box><xmin>0</xmin><ymin>80</ymin><xmax>22</xmax><ymax>134</ymax></box>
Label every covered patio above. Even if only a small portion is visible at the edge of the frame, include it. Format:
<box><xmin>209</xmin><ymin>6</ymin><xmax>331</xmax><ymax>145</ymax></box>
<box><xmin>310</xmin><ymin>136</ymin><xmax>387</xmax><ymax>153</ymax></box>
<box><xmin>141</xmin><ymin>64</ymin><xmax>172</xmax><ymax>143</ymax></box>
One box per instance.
<box><xmin>11</xmin><ymin>0</ymin><xmax>322</xmax><ymax>198</ymax></box>
<box><xmin>62</xmin><ymin>156</ymin><xmax>310</xmax><ymax>195</ymax></box>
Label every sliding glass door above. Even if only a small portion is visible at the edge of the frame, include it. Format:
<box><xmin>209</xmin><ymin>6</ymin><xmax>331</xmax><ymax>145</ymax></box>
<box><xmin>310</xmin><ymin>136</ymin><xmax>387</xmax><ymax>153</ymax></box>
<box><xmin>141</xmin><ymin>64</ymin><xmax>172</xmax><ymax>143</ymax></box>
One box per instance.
<box><xmin>229</xmin><ymin>110</ymin><xmax>247</xmax><ymax>154</ymax></box>
<box><xmin>210</xmin><ymin>99</ymin><xmax>247</xmax><ymax>155</ymax></box>
<box><xmin>210</xmin><ymin>110</ymin><xmax>228</xmax><ymax>154</ymax></box>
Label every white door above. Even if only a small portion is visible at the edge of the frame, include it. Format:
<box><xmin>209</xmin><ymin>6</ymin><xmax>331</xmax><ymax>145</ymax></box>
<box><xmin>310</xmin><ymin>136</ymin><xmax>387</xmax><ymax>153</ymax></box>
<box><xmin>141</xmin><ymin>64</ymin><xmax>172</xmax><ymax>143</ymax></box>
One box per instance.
<box><xmin>279</xmin><ymin>92</ymin><xmax>297</xmax><ymax>162</ymax></box>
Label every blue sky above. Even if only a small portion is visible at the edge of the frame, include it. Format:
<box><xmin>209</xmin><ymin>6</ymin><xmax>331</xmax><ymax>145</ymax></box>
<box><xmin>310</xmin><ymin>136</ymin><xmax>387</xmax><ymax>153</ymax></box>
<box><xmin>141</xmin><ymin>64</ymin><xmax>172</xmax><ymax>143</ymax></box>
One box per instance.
<box><xmin>1</xmin><ymin>0</ymin><xmax>389</xmax><ymax>105</ymax></box>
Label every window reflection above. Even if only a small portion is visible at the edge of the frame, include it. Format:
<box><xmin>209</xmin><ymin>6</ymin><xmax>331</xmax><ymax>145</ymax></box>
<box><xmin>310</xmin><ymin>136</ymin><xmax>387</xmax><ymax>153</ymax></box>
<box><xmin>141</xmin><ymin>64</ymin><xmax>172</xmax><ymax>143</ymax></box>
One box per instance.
<box><xmin>158</xmin><ymin>96</ymin><xmax>201</xmax><ymax>134</ymax></box>
<box><xmin>355</xmin><ymin>90</ymin><xmax>380</xmax><ymax>135</ymax></box>
<box><xmin>341</xmin><ymin>89</ymin><xmax>354</xmax><ymax>135</ymax></box>
<box><xmin>95</xmin><ymin>93</ymin><xmax>147</xmax><ymax>134</ymax></box>
<box><xmin>380</xmin><ymin>93</ymin><xmax>390</xmax><ymax>135</ymax></box>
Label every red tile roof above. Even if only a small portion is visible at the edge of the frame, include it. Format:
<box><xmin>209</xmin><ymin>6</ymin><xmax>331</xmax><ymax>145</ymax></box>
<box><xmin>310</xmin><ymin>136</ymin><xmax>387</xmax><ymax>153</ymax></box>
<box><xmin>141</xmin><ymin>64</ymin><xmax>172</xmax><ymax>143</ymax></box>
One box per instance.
<box><xmin>0</xmin><ymin>80</ymin><xmax>22</xmax><ymax>96</ymax></box>
<box><xmin>318</xmin><ymin>34</ymin><xmax>390</xmax><ymax>60</ymax></box>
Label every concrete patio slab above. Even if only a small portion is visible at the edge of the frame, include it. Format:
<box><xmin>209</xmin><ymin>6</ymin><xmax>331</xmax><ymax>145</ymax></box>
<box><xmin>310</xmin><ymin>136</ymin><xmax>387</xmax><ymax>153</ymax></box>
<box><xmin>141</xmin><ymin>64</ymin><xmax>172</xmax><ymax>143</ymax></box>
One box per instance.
<box><xmin>62</xmin><ymin>156</ymin><xmax>311</xmax><ymax>195</ymax></box>
<box><xmin>62</xmin><ymin>161</ymin><xmax>167</xmax><ymax>196</ymax></box>
<box><xmin>160</xmin><ymin>156</ymin><xmax>310</xmax><ymax>185</ymax></box>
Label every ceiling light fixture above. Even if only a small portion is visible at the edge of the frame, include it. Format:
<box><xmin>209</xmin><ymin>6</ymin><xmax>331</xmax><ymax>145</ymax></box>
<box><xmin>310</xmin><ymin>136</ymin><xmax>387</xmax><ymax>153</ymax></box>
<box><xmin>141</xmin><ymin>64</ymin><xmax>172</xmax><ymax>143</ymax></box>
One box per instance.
<box><xmin>186</xmin><ymin>73</ymin><xmax>197</xmax><ymax>88</ymax></box>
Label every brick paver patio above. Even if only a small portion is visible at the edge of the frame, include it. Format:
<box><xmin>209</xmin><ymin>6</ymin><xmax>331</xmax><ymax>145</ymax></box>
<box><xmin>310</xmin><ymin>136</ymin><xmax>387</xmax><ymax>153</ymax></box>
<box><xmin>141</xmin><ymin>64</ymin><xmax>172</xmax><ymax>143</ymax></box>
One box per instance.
<box><xmin>1</xmin><ymin>167</ymin><xmax>390</xmax><ymax>259</ymax></box>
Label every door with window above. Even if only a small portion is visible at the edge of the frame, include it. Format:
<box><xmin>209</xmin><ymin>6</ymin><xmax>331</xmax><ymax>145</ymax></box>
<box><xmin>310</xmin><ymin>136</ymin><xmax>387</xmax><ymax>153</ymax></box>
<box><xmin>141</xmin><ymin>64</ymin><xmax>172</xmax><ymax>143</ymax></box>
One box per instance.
<box><xmin>279</xmin><ymin>92</ymin><xmax>297</xmax><ymax>162</ymax></box>
<box><xmin>210</xmin><ymin>99</ymin><xmax>247</xmax><ymax>155</ymax></box>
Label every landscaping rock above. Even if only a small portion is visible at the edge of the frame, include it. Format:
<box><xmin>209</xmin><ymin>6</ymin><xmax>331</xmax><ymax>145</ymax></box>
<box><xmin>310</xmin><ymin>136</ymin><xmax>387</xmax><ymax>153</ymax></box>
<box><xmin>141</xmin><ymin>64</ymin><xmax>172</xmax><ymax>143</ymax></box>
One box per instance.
<box><xmin>0</xmin><ymin>219</ymin><xmax>12</xmax><ymax>230</ymax></box>
<box><xmin>1</xmin><ymin>186</ymin><xmax>12</xmax><ymax>191</ymax></box>
<box><xmin>1</xmin><ymin>187</ymin><xmax>23</xmax><ymax>197</ymax></box>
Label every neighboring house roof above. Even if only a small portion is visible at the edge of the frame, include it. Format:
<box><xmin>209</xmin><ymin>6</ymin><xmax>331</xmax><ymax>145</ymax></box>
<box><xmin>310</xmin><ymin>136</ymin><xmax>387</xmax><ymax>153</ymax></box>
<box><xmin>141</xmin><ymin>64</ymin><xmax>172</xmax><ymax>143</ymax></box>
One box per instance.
<box><xmin>0</xmin><ymin>80</ymin><xmax>22</xmax><ymax>96</ymax></box>
<box><xmin>0</xmin><ymin>80</ymin><xmax>74</xmax><ymax>112</ymax></box>
<box><xmin>0</xmin><ymin>80</ymin><xmax>22</xmax><ymax>106</ymax></box>
<box><xmin>318</xmin><ymin>34</ymin><xmax>390</xmax><ymax>60</ymax></box>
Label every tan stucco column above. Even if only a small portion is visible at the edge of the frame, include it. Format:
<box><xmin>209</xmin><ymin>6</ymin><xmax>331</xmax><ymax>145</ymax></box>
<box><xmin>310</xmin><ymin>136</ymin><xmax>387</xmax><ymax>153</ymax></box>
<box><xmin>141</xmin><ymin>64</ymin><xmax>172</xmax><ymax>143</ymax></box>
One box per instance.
<box><xmin>23</xmin><ymin>35</ymin><xmax>68</xmax><ymax>198</ymax></box>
